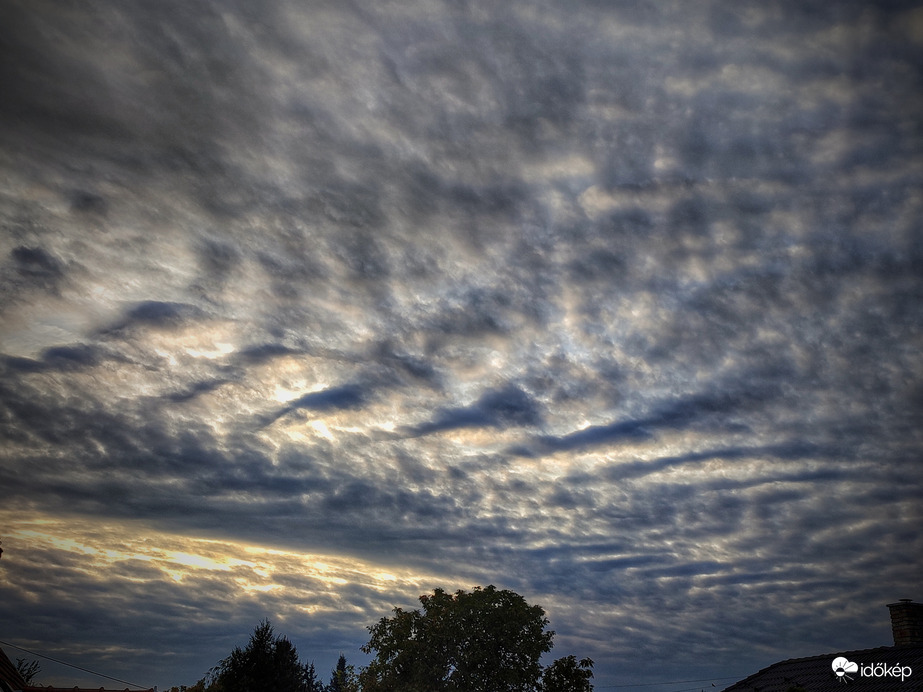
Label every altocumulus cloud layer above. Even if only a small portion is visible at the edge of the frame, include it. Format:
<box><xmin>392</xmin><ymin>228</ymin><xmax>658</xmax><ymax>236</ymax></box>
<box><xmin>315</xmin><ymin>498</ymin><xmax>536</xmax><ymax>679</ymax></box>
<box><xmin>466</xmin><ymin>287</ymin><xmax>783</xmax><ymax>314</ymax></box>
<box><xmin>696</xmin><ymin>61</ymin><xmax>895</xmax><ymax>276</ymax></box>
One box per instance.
<box><xmin>1</xmin><ymin>0</ymin><xmax>922</xmax><ymax>688</ymax></box>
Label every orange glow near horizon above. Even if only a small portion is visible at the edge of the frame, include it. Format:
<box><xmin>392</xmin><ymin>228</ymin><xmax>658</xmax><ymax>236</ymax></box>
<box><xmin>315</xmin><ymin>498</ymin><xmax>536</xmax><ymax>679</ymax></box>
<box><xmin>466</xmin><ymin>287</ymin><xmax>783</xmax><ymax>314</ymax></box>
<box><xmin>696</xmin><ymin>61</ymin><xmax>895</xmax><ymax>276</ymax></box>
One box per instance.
<box><xmin>0</xmin><ymin>509</ymin><xmax>448</xmax><ymax>620</ymax></box>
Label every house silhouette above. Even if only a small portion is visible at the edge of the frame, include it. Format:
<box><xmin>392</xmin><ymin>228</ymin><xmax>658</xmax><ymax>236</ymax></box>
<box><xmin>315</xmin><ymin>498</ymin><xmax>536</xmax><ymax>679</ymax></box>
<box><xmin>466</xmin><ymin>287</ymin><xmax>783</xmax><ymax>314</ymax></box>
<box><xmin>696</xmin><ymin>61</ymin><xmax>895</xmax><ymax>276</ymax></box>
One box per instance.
<box><xmin>723</xmin><ymin>600</ymin><xmax>923</xmax><ymax>692</ymax></box>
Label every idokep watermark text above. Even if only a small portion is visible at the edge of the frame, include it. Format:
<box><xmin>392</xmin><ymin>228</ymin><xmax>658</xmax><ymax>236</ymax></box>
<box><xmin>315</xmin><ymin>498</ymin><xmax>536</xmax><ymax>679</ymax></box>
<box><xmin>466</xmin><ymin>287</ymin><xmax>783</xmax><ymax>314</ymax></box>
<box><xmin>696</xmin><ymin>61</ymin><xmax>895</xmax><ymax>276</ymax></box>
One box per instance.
<box><xmin>832</xmin><ymin>657</ymin><xmax>913</xmax><ymax>683</ymax></box>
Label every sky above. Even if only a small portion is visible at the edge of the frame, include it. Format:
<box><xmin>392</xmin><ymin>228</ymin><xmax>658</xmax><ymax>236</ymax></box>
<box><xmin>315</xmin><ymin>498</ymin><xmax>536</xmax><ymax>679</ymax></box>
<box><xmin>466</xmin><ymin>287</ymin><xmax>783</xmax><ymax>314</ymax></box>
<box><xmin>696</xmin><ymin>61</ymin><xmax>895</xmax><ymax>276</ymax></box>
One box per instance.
<box><xmin>1</xmin><ymin>0</ymin><xmax>922</xmax><ymax>690</ymax></box>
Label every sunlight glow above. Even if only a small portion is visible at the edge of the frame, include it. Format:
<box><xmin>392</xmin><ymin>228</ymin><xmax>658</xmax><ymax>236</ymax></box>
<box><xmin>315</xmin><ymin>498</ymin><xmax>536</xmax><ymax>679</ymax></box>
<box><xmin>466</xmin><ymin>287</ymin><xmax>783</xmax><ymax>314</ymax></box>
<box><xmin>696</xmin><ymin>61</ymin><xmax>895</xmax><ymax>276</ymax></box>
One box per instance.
<box><xmin>1</xmin><ymin>510</ymin><xmax>446</xmax><ymax>616</ymax></box>
<box><xmin>186</xmin><ymin>342</ymin><xmax>236</xmax><ymax>359</ymax></box>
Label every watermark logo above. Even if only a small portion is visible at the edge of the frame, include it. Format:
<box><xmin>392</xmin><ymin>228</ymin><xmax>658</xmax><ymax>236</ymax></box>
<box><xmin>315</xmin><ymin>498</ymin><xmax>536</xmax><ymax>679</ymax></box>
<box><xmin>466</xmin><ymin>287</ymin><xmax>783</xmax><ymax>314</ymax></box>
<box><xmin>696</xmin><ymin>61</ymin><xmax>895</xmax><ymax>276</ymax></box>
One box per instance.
<box><xmin>832</xmin><ymin>657</ymin><xmax>858</xmax><ymax>683</ymax></box>
<box><xmin>831</xmin><ymin>657</ymin><xmax>913</xmax><ymax>683</ymax></box>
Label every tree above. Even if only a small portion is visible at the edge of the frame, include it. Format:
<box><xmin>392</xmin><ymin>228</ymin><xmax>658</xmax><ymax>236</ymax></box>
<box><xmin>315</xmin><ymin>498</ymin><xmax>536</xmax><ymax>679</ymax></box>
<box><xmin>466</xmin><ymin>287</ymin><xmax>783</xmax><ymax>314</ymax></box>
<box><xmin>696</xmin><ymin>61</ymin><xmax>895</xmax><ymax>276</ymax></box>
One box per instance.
<box><xmin>304</xmin><ymin>661</ymin><xmax>324</xmax><ymax>692</ymax></box>
<box><xmin>327</xmin><ymin>654</ymin><xmax>359</xmax><ymax>692</ymax></box>
<box><xmin>15</xmin><ymin>658</ymin><xmax>41</xmax><ymax>685</ymax></box>
<box><xmin>360</xmin><ymin>585</ymin><xmax>556</xmax><ymax>692</ymax></box>
<box><xmin>205</xmin><ymin>620</ymin><xmax>312</xmax><ymax>692</ymax></box>
<box><xmin>541</xmin><ymin>655</ymin><xmax>594</xmax><ymax>692</ymax></box>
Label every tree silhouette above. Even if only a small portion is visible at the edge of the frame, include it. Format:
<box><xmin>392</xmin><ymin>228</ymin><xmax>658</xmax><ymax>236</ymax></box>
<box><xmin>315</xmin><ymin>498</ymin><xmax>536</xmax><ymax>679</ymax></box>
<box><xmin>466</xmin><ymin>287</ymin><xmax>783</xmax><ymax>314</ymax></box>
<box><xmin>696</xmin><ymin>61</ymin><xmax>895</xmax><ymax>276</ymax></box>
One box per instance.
<box><xmin>304</xmin><ymin>661</ymin><xmax>323</xmax><ymax>692</ymax></box>
<box><xmin>541</xmin><ymin>655</ymin><xmax>595</xmax><ymax>692</ymax></box>
<box><xmin>326</xmin><ymin>654</ymin><xmax>359</xmax><ymax>692</ymax></box>
<box><xmin>360</xmin><ymin>585</ymin><xmax>559</xmax><ymax>692</ymax></box>
<box><xmin>15</xmin><ymin>658</ymin><xmax>41</xmax><ymax>685</ymax></box>
<box><xmin>205</xmin><ymin>620</ymin><xmax>312</xmax><ymax>692</ymax></box>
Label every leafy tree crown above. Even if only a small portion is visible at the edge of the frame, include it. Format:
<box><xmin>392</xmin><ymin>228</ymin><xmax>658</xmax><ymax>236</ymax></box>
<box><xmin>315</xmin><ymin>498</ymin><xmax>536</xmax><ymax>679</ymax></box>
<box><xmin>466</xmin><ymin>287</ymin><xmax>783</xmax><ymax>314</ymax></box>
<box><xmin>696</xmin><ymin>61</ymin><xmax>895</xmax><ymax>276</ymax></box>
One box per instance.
<box><xmin>360</xmin><ymin>585</ymin><xmax>556</xmax><ymax>692</ymax></box>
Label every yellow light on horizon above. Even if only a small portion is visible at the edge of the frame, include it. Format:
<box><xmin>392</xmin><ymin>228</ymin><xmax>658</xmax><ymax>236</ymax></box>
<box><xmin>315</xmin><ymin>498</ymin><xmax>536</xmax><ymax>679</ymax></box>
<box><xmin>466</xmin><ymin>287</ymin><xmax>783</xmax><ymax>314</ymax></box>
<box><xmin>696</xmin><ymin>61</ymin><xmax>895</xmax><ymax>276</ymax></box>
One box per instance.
<box><xmin>2</xmin><ymin>509</ymin><xmax>449</xmax><ymax>611</ymax></box>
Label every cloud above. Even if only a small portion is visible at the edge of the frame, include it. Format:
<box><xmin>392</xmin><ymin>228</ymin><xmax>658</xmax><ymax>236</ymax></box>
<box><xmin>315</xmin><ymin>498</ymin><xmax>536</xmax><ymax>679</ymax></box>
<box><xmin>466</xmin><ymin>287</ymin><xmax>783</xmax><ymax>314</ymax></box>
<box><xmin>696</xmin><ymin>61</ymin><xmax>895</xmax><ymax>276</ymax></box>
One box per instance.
<box><xmin>514</xmin><ymin>380</ymin><xmax>786</xmax><ymax>456</ymax></box>
<box><xmin>1</xmin><ymin>0</ymin><xmax>922</xmax><ymax>689</ymax></box>
<box><xmin>410</xmin><ymin>384</ymin><xmax>543</xmax><ymax>436</ymax></box>
<box><xmin>166</xmin><ymin>378</ymin><xmax>233</xmax><ymax>403</ymax></box>
<box><xmin>101</xmin><ymin>301</ymin><xmax>209</xmax><ymax>334</ymax></box>
<box><xmin>10</xmin><ymin>245</ymin><xmax>65</xmax><ymax>282</ymax></box>
<box><xmin>261</xmin><ymin>384</ymin><xmax>369</xmax><ymax>428</ymax></box>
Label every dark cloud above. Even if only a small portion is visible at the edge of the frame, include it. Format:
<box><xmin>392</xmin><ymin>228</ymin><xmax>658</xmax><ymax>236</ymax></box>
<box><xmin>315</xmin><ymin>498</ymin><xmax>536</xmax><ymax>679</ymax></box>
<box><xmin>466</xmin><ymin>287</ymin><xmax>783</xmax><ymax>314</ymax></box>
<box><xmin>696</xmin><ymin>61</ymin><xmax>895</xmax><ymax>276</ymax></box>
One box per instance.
<box><xmin>95</xmin><ymin>302</ymin><xmax>210</xmax><ymax>337</ymax></box>
<box><xmin>69</xmin><ymin>190</ymin><xmax>109</xmax><ymax>216</ymax></box>
<box><xmin>166</xmin><ymin>378</ymin><xmax>232</xmax><ymax>403</ymax></box>
<box><xmin>410</xmin><ymin>384</ymin><xmax>542</xmax><ymax>436</ymax></box>
<box><xmin>11</xmin><ymin>245</ymin><xmax>64</xmax><ymax>279</ymax></box>
<box><xmin>1</xmin><ymin>246</ymin><xmax>66</xmax><ymax>301</ymax></box>
<box><xmin>237</xmin><ymin>343</ymin><xmax>301</xmax><ymax>364</ymax></box>
<box><xmin>262</xmin><ymin>385</ymin><xmax>368</xmax><ymax>428</ymax></box>
<box><xmin>0</xmin><ymin>344</ymin><xmax>116</xmax><ymax>375</ymax></box>
<box><xmin>517</xmin><ymin>381</ymin><xmax>784</xmax><ymax>456</ymax></box>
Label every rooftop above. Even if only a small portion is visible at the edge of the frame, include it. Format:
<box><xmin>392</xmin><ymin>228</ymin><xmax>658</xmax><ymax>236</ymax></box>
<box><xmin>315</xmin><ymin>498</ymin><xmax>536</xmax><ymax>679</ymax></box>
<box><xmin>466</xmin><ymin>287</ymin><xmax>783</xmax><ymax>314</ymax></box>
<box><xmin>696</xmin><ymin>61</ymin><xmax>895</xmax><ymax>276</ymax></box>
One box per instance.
<box><xmin>722</xmin><ymin>645</ymin><xmax>923</xmax><ymax>692</ymax></box>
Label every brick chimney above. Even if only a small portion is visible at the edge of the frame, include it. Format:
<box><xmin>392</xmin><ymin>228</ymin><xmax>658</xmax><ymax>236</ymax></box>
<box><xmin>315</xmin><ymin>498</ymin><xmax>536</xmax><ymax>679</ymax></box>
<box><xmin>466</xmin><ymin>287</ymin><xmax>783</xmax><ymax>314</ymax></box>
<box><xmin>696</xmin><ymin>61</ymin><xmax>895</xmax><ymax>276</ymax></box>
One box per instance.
<box><xmin>888</xmin><ymin>599</ymin><xmax>923</xmax><ymax>646</ymax></box>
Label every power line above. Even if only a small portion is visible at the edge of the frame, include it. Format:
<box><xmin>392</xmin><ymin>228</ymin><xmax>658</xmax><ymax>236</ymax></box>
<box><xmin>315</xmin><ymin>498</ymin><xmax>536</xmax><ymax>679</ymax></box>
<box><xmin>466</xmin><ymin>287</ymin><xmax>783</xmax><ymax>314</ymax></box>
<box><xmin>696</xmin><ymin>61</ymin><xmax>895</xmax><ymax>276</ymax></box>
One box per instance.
<box><xmin>596</xmin><ymin>675</ymin><xmax>741</xmax><ymax>688</ymax></box>
<box><xmin>1</xmin><ymin>635</ymin><xmax>745</xmax><ymax>692</ymax></box>
<box><xmin>0</xmin><ymin>639</ymin><xmax>149</xmax><ymax>690</ymax></box>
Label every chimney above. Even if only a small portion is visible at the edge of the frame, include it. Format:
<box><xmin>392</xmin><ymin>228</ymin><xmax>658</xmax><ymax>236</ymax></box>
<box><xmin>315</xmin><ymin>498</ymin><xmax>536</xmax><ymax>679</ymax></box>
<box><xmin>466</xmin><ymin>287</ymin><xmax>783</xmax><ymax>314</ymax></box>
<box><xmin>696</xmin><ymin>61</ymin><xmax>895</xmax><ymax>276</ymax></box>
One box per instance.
<box><xmin>888</xmin><ymin>599</ymin><xmax>923</xmax><ymax>646</ymax></box>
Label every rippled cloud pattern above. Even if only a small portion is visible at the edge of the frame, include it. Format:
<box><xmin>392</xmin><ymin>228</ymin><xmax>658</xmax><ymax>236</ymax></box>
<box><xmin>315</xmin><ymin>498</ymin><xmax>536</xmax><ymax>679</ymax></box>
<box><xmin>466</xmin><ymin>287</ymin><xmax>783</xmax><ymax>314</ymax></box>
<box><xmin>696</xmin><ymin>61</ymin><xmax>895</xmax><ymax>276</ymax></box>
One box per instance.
<box><xmin>1</xmin><ymin>0</ymin><xmax>922</xmax><ymax>689</ymax></box>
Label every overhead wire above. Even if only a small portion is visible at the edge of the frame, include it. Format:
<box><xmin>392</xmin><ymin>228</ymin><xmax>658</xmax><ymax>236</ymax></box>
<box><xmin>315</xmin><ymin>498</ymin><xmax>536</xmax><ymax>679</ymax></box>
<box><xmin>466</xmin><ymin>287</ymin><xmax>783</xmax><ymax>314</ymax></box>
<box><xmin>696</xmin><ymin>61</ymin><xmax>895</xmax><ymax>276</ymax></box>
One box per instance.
<box><xmin>0</xmin><ymin>639</ymin><xmax>149</xmax><ymax>689</ymax></box>
<box><xmin>595</xmin><ymin>674</ymin><xmax>742</xmax><ymax>689</ymax></box>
